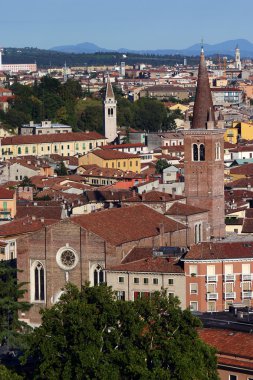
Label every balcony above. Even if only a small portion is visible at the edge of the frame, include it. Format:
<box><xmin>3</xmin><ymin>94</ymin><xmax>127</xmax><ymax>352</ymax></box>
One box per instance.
<box><xmin>223</xmin><ymin>274</ymin><xmax>235</xmax><ymax>282</ymax></box>
<box><xmin>241</xmin><ymin>274</ymin><xmax>253</xmax><ymax>281</ymax></box>
<box><xmin>242</xmin><ymin>291</ymin><xmax>253</xmax><ymax>299</ymax></box>
<box><xmin>206</xmin><ymin>275</ymin><xmax>217</xmax><ymax>283</ymax></box>
<box><xmin>206</xmin><ymin>293</ymin><xmax>218</xmax><ymax>301</ymax></box>
<box><xmin>224</xmin><ymin>292</ymin><xmax>236</xmax><ymax>300</ymax></box>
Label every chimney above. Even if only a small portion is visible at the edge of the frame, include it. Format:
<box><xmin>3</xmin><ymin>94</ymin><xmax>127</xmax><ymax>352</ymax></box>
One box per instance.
<box><xmin>32</xmin><ymin>215</ymin><xmax>36</xmax><ymax>221</ymax></box>
<box><xmin>40</xmin><ymin>217</ymin><xmax>45</xmax><ymax>223</ymax></box>
<box><xmin>158</xmin><ymin>223</ymin><xmax>165</xmax><ymax>246</ymax></box>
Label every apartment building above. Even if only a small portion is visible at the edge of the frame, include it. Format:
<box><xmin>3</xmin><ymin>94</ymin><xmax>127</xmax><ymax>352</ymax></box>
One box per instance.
<box><xmin>183</xmin><ymin>241</ymin><xmax>253</xmax><ymax>312</ymax></box>
<box><xmin>0</xmin><ymin>131</ymin><xmax>107</xmax><ymax>160</ymax></box>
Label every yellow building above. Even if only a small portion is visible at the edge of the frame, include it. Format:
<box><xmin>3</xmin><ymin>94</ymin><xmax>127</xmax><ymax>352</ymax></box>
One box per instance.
<box><xmin>169</xmin><ymin>103</ymin><xmax>189</xmax><ymax>112</ymax></box>
<box><xmin>79</xmin><ymin>149</ymin><xmax>141</xmax><ymax>173</ymax></box>
<box><xmin>0</xmin><ymin>188</ymin><xmax>16</xmax><ymax>220</ymax></box>
<box><xmin>0</xmin><ymin>132</ymin><xmax>107</xmax><ymax>160</ymax></box>
<box><xmin>224</xmin><ymin>121</ymin><xmax>253</xmax><ymax>144</ymax></box>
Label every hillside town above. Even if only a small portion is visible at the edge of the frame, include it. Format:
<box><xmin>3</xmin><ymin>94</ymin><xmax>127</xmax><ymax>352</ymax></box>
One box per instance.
<box><xmin>1</xmin><ymin>42</ymin><xmax>253</xmax><ymax>379</ymax></box>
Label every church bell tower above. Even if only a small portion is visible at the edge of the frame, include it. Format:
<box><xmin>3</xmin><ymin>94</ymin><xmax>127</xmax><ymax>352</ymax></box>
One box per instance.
<box><xmin>103</xmin><ymin>75</ymin><xmax>117</xmax><ymax>143</ymax></box>
<box><xmin>184</xmin><ymin>47</ymin><xmax>225</xmax><ymax>239</ymax></box>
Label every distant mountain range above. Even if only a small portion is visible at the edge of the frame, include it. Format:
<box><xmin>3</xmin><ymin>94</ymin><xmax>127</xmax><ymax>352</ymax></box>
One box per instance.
<box><xmin>51</xmin><ymin>39</ymin><xmax>253</xmax><ymax>57</ymax></box>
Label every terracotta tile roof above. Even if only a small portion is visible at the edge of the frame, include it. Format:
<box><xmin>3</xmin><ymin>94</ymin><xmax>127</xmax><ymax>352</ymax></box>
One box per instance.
<box><xmin>0</xmin><ymin>188</ymin><xmax>15</xmax><ymax>199</ymax></box>
<box><xmin>224</xmin><ymin>141</ymin><xmax>236</xmax><ymax>149</ymax></box>
<box><xmin>230</xmin><ymin>163</ymin><xmax>253</xmax><ymax>176</ymax></box>
<box><xmin>122</xmin><ymin>247</ymin><xmax>153</xmax><ymax>264</ymax></box>
<box><xmin>227</xmin><ymin>177</ymin><xmax>253</xmax><ymax>189</ymax></box>
<box><xmin>245</xmin><ymin>209</ymin><xmax>253</xmax><ymax>218</ymax></box>
<box><xmin>80</xmin><ymin>166</ymin><xmax>143</xmax><ymax>179</ymax></box>
<box><xmin>199</xmin><ymin>328</ymin><xmax>253</xmax><ymax>362</ymax></box>
<box><xmin>107</xmin><ymin>257</ymin><xmax>184</xmax><ymax>273</ymax></box>
<box><xmin>0</xmin><ymin>216</ymin><xmax>57</xmax><ymax>238</ymax></box>
<box><xmin>72</xmin><ymin>204</ymin><xmax>186</xmax><ymax>246</ymax></box>
<box><xmin>1</xmin><ymin>131</ymin><xmax>105</xmax><ymax>146</ymax></box>
<box><xmin>242</xmin><ymin>218</ymin><xmax>253</xmax><ymax>233</ymax></box>
<box><xmin>225</xmin><ymin>189</ymin><xmax>253</xmax><ymax>201</ymax></box>
<box><xmin>92</xmin><ymin>149</ymin><xmax>140</xmax><ymax>160</ymax></box>
<box><xmin>84</xmin><ymin>189</ymin><xmax>133</xmax><ymax>202</ymax></box>
<box><xmin>229</xmin><ymin>144</ymin><xmax>253</xmax><ymax>153</ymax></box>
<box><xmin>102</xmin><ymin>143</ymin><xmax>145</xmax><ymax>150</ymax></box>
<box><xmin>16</xmin><ymin>205</ymin><xmax>63</xmax><ymax>220</ymax></box>
<box><xmin>165</xmin><ymin>202</ymin><xmax>208</xmax><ymax>216</ymax></box>
<box><xmin>184</xmin><ymin>241</ymin><xmax>253</xmax><ymax>261</ymax></box>
<box><xmin>123</xmin><ymin>191</ymin><xmax>185</xmax><ymax>203</ymax></box>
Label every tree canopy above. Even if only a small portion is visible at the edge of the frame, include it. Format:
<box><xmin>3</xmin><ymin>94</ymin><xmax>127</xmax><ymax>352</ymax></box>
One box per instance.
<box><xmin>22</xmin><ymin>284</ymin><xmax>218</xmax><ymax>380</ymax></box>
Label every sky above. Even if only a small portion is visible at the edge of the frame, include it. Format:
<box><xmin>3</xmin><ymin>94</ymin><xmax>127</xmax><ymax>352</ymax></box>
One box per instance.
<box><xmin>2</xmin><ymin>0</ymin><xmax>253</xmax><ymax>50</ymax></box>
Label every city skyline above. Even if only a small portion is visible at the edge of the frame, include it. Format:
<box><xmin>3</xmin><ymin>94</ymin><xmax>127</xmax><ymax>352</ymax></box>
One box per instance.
<box><xmin>2</xmin><ymin>0</ymin><xmax>253</xmax><ymax>50</ymax></box>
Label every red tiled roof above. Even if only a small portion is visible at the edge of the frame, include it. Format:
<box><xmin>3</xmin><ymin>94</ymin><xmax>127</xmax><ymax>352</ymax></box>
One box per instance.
<box><xmin>124</xmin><ymin>191</ymin><xmax>185</xmax><ymax>203</ymax></box>
<box><xmin>242</xmin><ymin>218</ymin><xmax>253</xmax><ymax>233</ymax></box>
<box><xmin>122</xmin><ymin>247</ymin><xmax>153</xmax><ymax>264</ymax></box>
<box><xmin>1</xmin><ymin>131</ymin><xmax>105</xmax><ymax>146</ymax></box>
<box><xmin>184</xmin><ymin>241</ymin><xmax>253</xmax><ymax>261</ymax></box>
<box><xmin>227</xmin><ymin>177</ymin><xmax>253</xmax><ymax>189</ymax></box>
<box><xmin>107</xmin><ymin>257</ymin><xmax>184</xmax><ymax>273</ymax></box>
<box><xmin>92</xmin><ymin>149</ymin><xmax>140</xmax><ymax>160</ymax></box>
<box><xmin>0</xmin><ymin>217</ymin><xmax>57</xmax><ymax>238</ymax></box>
<box><xmin>16</xmin><ymin>205</ymin><xmax>63</xmax><ymax>220</ymax></box>
<box><xmin>0</xmin><ymin>188</ymin><xmax>15</xmax><ymax>199</ymax></box>
<box><xmin>199</xmin><ymin>328</ymin><xmax>253</xmax><ymax>361</ymax></box>
<box><xmin>72</xmin><ymin>204</ymin><xmax>186</xmax><ymax>246</ymax></box>
<box><xmin>230</xmin><ymin>163</ymin><xmax>253</xmax><ymax>176</ymax></box>
<box><xmin>102</xmin><ymin>143</ymin><xmax>145</xmax><ymax>150</ymax></box>
<box><xmin>165</xmin><ymin>202</ymin><xmax>208</xmax><ymax>216</ymax></box>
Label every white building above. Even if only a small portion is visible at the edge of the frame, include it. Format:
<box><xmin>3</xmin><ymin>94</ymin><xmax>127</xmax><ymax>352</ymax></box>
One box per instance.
<box><xmin>103</xmin><ymin>76</ymin><xmax>117</xmax><ymax>143</ymax></box>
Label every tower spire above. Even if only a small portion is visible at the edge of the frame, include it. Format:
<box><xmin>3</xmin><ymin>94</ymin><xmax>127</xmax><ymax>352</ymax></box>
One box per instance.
<box><xmin>192</xmin><ymin>47</ymin><xmax>215</xmax><ymax>129</ymax></box>
<box><xmin>105</xmin><ymin>74</ymin><xmax>115</xmax><ymax>99</ymax></box>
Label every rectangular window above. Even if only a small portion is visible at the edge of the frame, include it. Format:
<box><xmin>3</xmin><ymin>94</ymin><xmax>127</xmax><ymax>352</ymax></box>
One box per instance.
<box><xmin>189</xmin><ymin>265</ymin><xmax>197</xmax><ymax>276</ymax></box>
<box><xmin>133</xmin><ymin>277</ymin><xmax>139</xmax><ymax>284</ymax></box>
<box><xmin>190</xmin><ymin>283</ymin><xmax>198</xmax><ymax>294</ymax></box>
<box><xmin>47</xmin><ymin>146</ymin><xmax>50</xmax><ymax>151</ymax></box>
<box><xmin>118</xmin><ymin>276</ymin><xmax>124</xmax><ymax>283</ymax></box>
<box><xmin>229</xmin><ymin>375</ymin><xmax>237</xmax><ymax>380</ymax></box>
<box><xmin>25</xmin><ymin>147</ymin><xmax>28</xmax><ymax>154</ymax></box>
<box><xmin>143</xmin><ymin>278</ymin><xmax>148</xmax><ymax>285</ymax></box>
<box><xmin>168</xmin><ymin>278</ymin><xmax>174</xmax><ymax>285</ymax></box>
<box><xmin>130</xmin><ymin>161</ymin><xmax>132</xmax><ymax>167</ymax></box>
<box><xmin>76</xmin><ymin>143</ymin><xmax>79</xmax><ymax>150</ymax></box>
<box><xmin>207</xmin><ymin>301</ymin><xmax>216</xmax><ymax>312</ymax></box>
<box><xmin>67</xmin><ymin>145</ymin><xmax>70</xmax><ymax>150</ymax></box>
<box><xmin>117</xmin><ymin>291</ymin><xmax>125</xmax><ymax>301</ymax></box>
<box><xmin>89</xmin><ymin>143</ymin><xmax>92</xmax><ymax>150</ymax></box>
<box><xmin>153</xmin><ymin>278</ymin><xmax>158</xmax><ymax>285</ymax></box>
<box><xmin>136</xmin><ymin>161</ymin><xmax>138</xmax><ymax>166</ymax></box>
<box><xmin>190</xmin><ymin>301</ymin><xmax>198</xmax><ymax>311</ymax></box>
<box><xmin>207</xmin><ymin>283</ymin><xmax>216</xmax><ymax>293</ymax></box>
<box><xmin>118</xmin><ymin>162</ymin><xmax>120</xmax><ymax>168</ymax></box>
<box><xmin>33</xmin><ymin>146</ymin><xmax>36</xmax><ymax>153</ymax></box>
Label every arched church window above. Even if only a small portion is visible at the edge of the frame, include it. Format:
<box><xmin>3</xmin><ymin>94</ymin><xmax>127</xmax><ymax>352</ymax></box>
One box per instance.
<box><xmin>193</xmin><ymin>144</ymin><xmax>198</xmax><ymax>161</ymax></box>
<box><xmin>200</xmin><ymin>144</ymin><xmax>205</xmax><ymax>161</ymax></box>
<box><xmin>94</xmin><ymin>265</ymin><xmax>104</xmax><ymax>286</ymax></box>
<box><xmin>33</xmin><ymin>261</ymin><xmax>45</xmax><ymax>301</ymax></box>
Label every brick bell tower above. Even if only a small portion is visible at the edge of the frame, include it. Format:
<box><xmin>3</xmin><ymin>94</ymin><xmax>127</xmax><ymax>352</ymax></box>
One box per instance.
<box><xmin>184</xmin><ymin>46</ymin><xmax>225</xmax><ymax>239</ymax></box>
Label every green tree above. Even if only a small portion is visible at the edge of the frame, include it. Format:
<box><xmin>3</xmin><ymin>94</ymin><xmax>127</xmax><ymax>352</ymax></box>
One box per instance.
<box><xmin>55</xmin><ymin>162</ymin><xmax>68</xmax><ymax>176</ymax></box>
<box><xmin>0</xmin><ymin>261</ymin><xmax>31</xmax><ymax>348</ymax></box>
<box><xmin>155</xmin><ymin>158</ymin><xmax>170</xmax><ymax>174</ymax></box>
<box><xmin>0</xmin><ymin>365</ymin><xmax>23</xmax><ymax>380</ymax></box>
<box><xmin>19</xmin><ymin>176</ymin><xmax>33</xmax><ymax>188</ymax></box>
<box><xmin>133</xmin><ymin>98</ymin><xmax>168</xmax><ymax>132</ymax></box>
<box><xmin>22</xmin><ymin>284</ymin><xmax>218</xmax><ymax>380</ymax></box>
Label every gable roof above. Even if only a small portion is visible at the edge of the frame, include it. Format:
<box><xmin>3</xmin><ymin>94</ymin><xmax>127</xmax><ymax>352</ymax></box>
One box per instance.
<box><xmin>184</xmin><ymin>241</ymin><xmax>253</xmax><ymax>261</ymax></box>
<box><xmin>123</xmin><ymin>191</ymin><xmax>185</xmax><ymax>203</ymax></box>
<box><xmin>0</xmin><ymin>217</ymin><xmax>57</xmax><ymax>238</ymax></box>
<box><xmin>1</xmin><ymin>131</ymin><xmax>105</xmax><ymax>146</ymax></box>
<box><xmin>92</xmin><ymin>149</ymin><xmax>140</xmax><ymax>160</ymax></box>
<box><xmin>165</xmin><ymin>202</ymin><xmax>209</xmax><ymax>216</ymax></box>
<box><xmin>107</xmin><ymin>257</ymin><xmax>184</xmax><ymax>274</ymax></box>
<box><xmin>72</xmin><ymin>204</ymin><xmax>186</xmax><ymax>246</ymax></box>
<box><xmin>0</xmin><ymin>188</ymin><xmax>15</xmax><ymax>199</ymax></box>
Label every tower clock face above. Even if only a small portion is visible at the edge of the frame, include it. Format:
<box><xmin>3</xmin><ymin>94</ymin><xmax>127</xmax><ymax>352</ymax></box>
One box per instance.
<box><xmin>56</xmin><ymin>248</ymin><xmax>78</xmax><ymax>271</ymax></box>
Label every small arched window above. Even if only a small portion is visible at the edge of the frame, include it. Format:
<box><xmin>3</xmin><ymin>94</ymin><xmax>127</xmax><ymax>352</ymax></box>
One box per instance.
<box><xmin>193</xmin><ymin>144</ymin><xmax>198</xmax><ymax>161</ymax></box>
<box><xmin>200</xmin><ymin>144</ymin><xmax>205</xmax><ymax>161</ymax></box>
<box><xmin>32</xmin><ymin>261</ymin><xmax>45</xmax><ymax>302</ymax></box>
<box><xmin>94</xmin><ymin>265</ymin><xmax>104</xmax><ymax>286</ymax></box>
<box><xmin>108</xmin><ymin>108</ymin><xmax>111</xmax><ymax>116</ymax></box>
<box><xmin>110</xmin><ymin>108</ymin><xmax>113</xmax><ymax>116</ymax></box>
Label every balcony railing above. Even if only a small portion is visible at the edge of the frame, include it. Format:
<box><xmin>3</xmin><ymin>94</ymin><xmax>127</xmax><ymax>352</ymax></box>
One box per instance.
<box><xmin>206</xmin><ymin>293</ymin><xmax>218</xmax><ymax>300</ymax></box>
<box><xmin>223</xmin><ymin>274</ymin><xmax>235</xmax><ymax>282</ymax></box>
<box><xmin>224</xmin><ymin>292</ymin><xmax>236</xmax><ymax>300</ymax></box>
<box><xmin>242</xmin><ymin>291</ymin><xmax>253</xmax><ymax>299</ymax></box>
<box><xmin>241</xmin><ymin>274</ymin><xmax>253</xmax><ymax>282</ymax></box>
<box><xmin>206</xmin><ymin>275</ymin><xmax>217</xmax><ymax>283</ymax></box>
